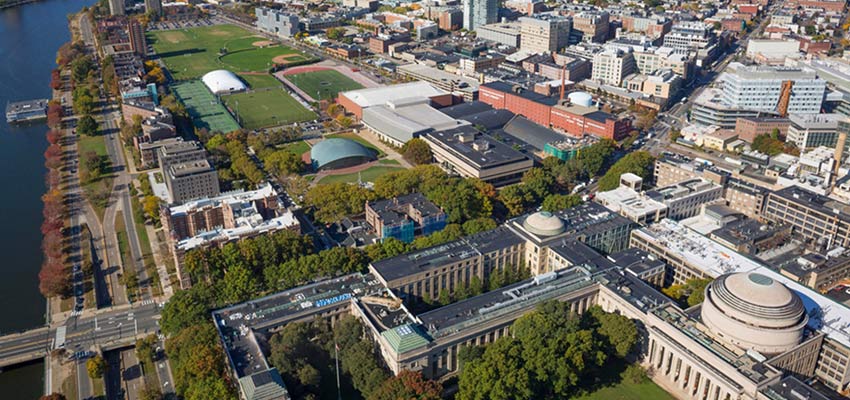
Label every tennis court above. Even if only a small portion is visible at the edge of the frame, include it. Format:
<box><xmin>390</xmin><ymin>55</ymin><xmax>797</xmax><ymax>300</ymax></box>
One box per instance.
<box><xmin>171</xmin><ymin>80</ymin><xmax>241</xmax><ymax>133</ymax></box>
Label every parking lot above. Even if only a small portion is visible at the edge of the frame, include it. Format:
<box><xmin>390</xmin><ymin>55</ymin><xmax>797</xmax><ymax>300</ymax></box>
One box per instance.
<box><xmin>146</xmin><ymin>17</ymin><xmax>221</xmax><ymax>31</ymax></box>
<box><xmin>826</xmin><ymin>285</ymin><xmax>850</xmax><ymax>307</ymax></box>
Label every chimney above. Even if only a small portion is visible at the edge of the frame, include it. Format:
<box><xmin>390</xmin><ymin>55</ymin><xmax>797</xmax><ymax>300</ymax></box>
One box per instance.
<box><xmin>559</xmin><ymin>64</ymin><xmax>566</xmax><ymax>101</ymax></box>
<box><xmin>835</xmin><ymin>130</ymin><xmax>847</xmax><ymax>177</ymax></box>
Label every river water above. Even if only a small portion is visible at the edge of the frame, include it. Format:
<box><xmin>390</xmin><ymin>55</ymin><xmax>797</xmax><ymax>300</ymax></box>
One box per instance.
<box><xmin>0</xmin><ymin>0</ymin><xmax>93</xmax><ymax>397</ymax></box>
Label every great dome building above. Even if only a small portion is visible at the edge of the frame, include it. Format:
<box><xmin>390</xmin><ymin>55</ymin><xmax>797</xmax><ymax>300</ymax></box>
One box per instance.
<box><xmin>522</xmin><ymin>211</ymin><xmax>566</xmax><ymax>236</ymax></box>
<box><xmin>701</xmin><ymin>272</ymin><xmax>808</xmax><ymax>354</ymax></box>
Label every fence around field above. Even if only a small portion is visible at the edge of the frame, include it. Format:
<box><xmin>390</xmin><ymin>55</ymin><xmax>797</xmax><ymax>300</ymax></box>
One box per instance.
<box><xmin>171</xmin><ymin>80</ymin><xmax>241</xmax><ymax>134</ymax></box>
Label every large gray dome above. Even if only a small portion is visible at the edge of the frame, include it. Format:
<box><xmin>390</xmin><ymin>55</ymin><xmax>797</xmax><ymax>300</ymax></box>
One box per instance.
<box><xmin>701</xmin><ymin>272</ymin><xmax>807</xmax><ymax>354</ymax></box>
<box><xmin>522</xmin><ymin>211</ymin><xmax>565</xmax><ymax>236</ymax></box>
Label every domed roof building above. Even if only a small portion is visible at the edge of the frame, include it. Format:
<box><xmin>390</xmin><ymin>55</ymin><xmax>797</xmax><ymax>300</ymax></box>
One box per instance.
<box><xmin>202</xmin><ymin>70</ymin><xmax>247</xmax><ymax>95</ymax></box>
<box><xmin>522</xmin><ymin>211</ymin><xmax>566</xmax><ymax>236</ymax></box>
<box><xmin>701</xmin><ymin>272</ymin><xmax>808</xmax><ymax>354</ymax></box>
<box><xmin>568</xmin><ymin>91</ymin><xmax>594</xmax><ymax>107</ymax></box>
<box><xmin>310</xmin><ymin>138</ymin><xmax>376</xmax><ymax>171</ymax></box>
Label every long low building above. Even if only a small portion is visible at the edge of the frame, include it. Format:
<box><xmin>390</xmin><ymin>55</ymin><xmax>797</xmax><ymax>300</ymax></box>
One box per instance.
<box><xmin>337</xmin><ymin>81</ymin><xmax>453</xmax><ymax>119</ymax></box>
<box><xmin>479</xmin><ymin>82</ymin><xmax>633</xmax><ymax>140</ymax></box>
<box><xmin>422</xmin><ymin>125</ymin><xmax>533</xmax><ymax>186</ymax></box>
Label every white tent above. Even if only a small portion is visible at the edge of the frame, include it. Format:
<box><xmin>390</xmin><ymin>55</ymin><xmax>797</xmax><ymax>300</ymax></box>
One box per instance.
<box><xmin>201</xmin><ymin>70</ymin><xmax>247</xmax><ymax>95</ymax></box>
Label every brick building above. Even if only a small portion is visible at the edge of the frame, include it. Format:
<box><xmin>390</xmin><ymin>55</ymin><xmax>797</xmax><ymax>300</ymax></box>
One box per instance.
<box><xmin>735</xmin><ymin>116</ymin><xmax>790</xmax><ymax>143</ymax></box>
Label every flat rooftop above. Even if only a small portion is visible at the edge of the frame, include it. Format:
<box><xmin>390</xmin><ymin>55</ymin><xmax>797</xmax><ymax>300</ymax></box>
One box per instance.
<box><xmin>169</xmin><ymin>159</ymin><xmax>214</xmax><ymax>177</ymax></box>
<box><xmin>770</xmin><ymin>186</ymin><xmax>850</xmax><ymax>224</ymax></box>
<box><xmin>371</xmin><ymin>226</ymin><xmax>523</xmax><ymax>282</ymax></box>
<box><xmin>340</xmin><ymin>81</ymin><xmax>446</xmax><ymax>108</ymax></box>
<box><xmin>424</xmin><ymin>126</ymin><xmax>531</xmax><ymax>170</ymax></box>
<box><xmin>637</xmin><ymin>219</ymin><xmax>850</xmax><ymax>349</ymax></box>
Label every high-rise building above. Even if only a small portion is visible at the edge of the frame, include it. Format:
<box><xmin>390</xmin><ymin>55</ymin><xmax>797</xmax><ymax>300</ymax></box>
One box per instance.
<box><xmin>144</xmin><ymin>0</ymin><xmax>161</xmax><ymax>16</ymax></box>
<box><xmin>719</xmin><ymin>63</ymin><xmax>827</xmax><ymax>115</ymax></box>
<box><xmin>128</xmin><ymin>19</ymin><xmax>146</xmax><ymax>56</ymax></box>
<box><xmin>463</xmin><ymin>0</ymin><xmax>498</xmax><ymax>31</ymax></box>
<box><xmin>786</xmin><ymin>113</ymin><xmax>850</xmax><ymax>151</ymax></box>
<box><xmin>519</xmin><ymin>14</ymin><xmax>572</xmax><ymax>54</ymax></box>
<box><xmin>108</xmin><ymin>0</ymin><xmax>125</xmax><ymax>16</ymax></box>
<box><xmin>662</xmin><ymin>22</ymin><xmax>719</xmax><ymax>66</ymax></box>
<box><xmin>165</xmin><ymin>159</ymin><xmax>220</xmax><ymax>205</ymax></box>
<box><xmin>591</xmin><ymin>47</ymin><xmax>636</xmax><ymax>86</ymax></box>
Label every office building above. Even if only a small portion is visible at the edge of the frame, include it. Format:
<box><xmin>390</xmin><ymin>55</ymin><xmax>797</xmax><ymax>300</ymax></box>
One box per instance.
<box><xmin>571</xmin><ymin>11</ymin><xmax>609</xmax><ymax>43</ymax></box>
<box><xmin>255</xmin><ymin>7</ymin><xmax>301</xmax><ymax>38</ymax></box>
<box><xmin>477</xmin><ymin>22</ymin><xmax>522</xmax><ymax>47</ymax></box>
<box><xmin>365</xmin><ymin>193</ymin><xmax>447</xmax><ymax>243</ymax></box>
<box><xmin>591</xmin><ymin>47</ymin><xmax>636</xmax><ymax>86</ymax></box>
<box><xmin>734</xmin><ymin>116</ymin><xmax>790</xmax><ymax>143</ymax></box>
<box><xmin>463</xmin><ymin>0</ymin><xmax>498</xmax><ymax>31</ymax></box>
<box><xmin>763</xmin><ymin>186</ymin><xmax>850</xmax><ymax>249</ymax></box>
<box><xmin>786</xmin><ymin>113</ymin><xmax>850</xmax><ymax>151</ymax></box>
<box><xmin>519</xmin><ymin>14</ymin><xmax>572</xmax><ymax>54</ymax></box>
<box><xmin>775</xmin><ymin>250</ymin><xmax>850</xmax><ymax>292</ymax></box>
<box><xmin>662</xmin><ymin>22</ymin><xmax>719</xmax><ymax>65</ymax></box>
<box><xmin>108</xmin><ymin>0</ymin><xmax>125</xmax><ymax>16</ymax></box>
<box><xmin>722</xmin><ymin>63</ymin><xmax>826</xmax><ymax>115</ymax></box>
<box><xmin>165</xmin><ymin>160</ymin><xmax>220</xmax><ymax>205</ymax></box>
<box><xmin>595</xmin><ymin>173</ymin><xmax>668</xmax><ymax>225</ymax></box>
<box><xmin>422</xmin><ymin>125</ymin><xmax>533</xmax><ymax>186</ymax></box>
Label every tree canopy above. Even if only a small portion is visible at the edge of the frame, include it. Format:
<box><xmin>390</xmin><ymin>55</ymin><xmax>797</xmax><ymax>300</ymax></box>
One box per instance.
<box><xmin>597</xmin><ymin>151</ymin><xmax>655</xmax><ymax>191</ymax></box>
<box><xmin>401</xmin><ymin>138</ymin><xmax>433</xmax><ymax>165</ymax></box>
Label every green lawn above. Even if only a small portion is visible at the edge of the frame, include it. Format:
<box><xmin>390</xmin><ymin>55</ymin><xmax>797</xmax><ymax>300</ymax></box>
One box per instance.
<box><xmin>78</xmin><ymin>135</ymin><xmax>114</xmax><ymax>219</ymax></box>
<box><xmin>574</xmin><ymin>379</ymin><xmax>674</xmax><ymax>400</ymax></box>
<box><xmin>318</xmin><ymin>166</ymin><xmax>403</xmax><ymax>184</ymax></box>
<box><xmin>287</xmin><ymin>69</ymin><xmax>364</xmax><ymax>101</ymax></box>
<box><xmin>277</xmin><ymin>140</ymin><xmax>310</xmax><ymax>156</ymax></box>
<box><xmin>148</xmin><ymin>24</ymin><xmax>314</xmax><ymax>80</ymax></box>
<box><xmin>327</xmin><ymin>133</ymin><xmax>385</xmax><ymax>157</ymax></box>
<box><xmin>239</xmin><ymin>73</ymin><xmax>282</xmax><ymax>89</ymax></box>
<box><xmin>78</xmin><ymin>134</ymin><xmax>107</xmax><ymax>157</ymax></box>
<box><xmin>222</xmin><ymin>88</ymin><xmax>317</xmax><ymax>130</ymax></box>
<box><xmin>171</xmin><ymin>80</ymin><xmax>241</xmax><ymax>133</ymax></box>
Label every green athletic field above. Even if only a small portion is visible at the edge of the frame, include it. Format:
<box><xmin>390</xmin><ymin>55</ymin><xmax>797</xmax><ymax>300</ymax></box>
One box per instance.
<box><xmin>222</xmin><ymin>88</ymin><xmax>317</xmax><ymax>130</ymax></box>
<box><xmin>287</xmin><ymin>70</ymin><xmax>364</xmax><ymax>101</ymax></box>
<box><xmin>171</xmin><ymin>80</ymin><xmax>240</xmax><ymax>134</ymax></box>
<box><xmin>148</xmin><ymin>24</ymin><xmax>315</xmax><ymax>81</ymax></box>
<box><xmin>238</xmin><ymin>74</ymin><xmax>283</xmax><ymax>90</ymax></box>
<box><xmin>318</xmin><ymin>166</ymin><xmax>404</xmax><ymax>184</ymax></box>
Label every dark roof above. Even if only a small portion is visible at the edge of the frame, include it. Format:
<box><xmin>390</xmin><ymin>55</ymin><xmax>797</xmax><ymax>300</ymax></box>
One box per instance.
<box><xmin>502</xmin><ymin>115</ymin><xmax>565</xmax><ymax>151</ymax></box>
<box><xmin>481</xmin><ymin>81</ymin><xmax>561</xmax><ymax>106</ymax></box>
<box><xmin>423</xmin><ymin>125</ymin><xmax>531</xmax><ymax>170</ymax></box>
<box><xmin>584</xmin><ymin>110</ymin><xmax>613</xmax><ymax>123</ymax></box>
<box><xmin>549</xmin><ymin>240</ymin><xmax>615</xmax><ymax>272</ymax></box>
<box><xmin>762</xmin><ymin>376</ymin><xmax>832</xmax><ymax>400</ymax></box>
<box><xmin>367</xmin><ymin>193</ymin><xmax>443</xmax><ymax>226</ymax></box>
<box><xmin>608</xmin><ymin>248</ymin><xmax>665</xmax><ymax>276</ymax></box>
<box><xmin>438</xmin><ymin>101</ymin><xmax>495</xmax><ymax>118</ymax></box>
<box><xmin>770</xmin><ymin>186</ymin><xmax>850</xmax><ymax>223</ymax></box>
<box><xmin>370</xmin><ymin>226</ymin><xmax>523</xmax><ymax>282</ymax></box>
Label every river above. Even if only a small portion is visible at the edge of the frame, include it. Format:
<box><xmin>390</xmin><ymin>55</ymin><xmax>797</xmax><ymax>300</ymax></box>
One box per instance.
<box><xmin>0</xmin><ymin>0</ymin><xmax>94</xmax><ymax>397</ymax></box>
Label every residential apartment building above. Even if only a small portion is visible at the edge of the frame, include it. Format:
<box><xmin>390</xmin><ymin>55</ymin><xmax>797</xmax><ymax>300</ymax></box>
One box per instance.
<box><xmin>463</xmin><ymin>0</ymin><xmax>498</xmax><ymax>31</ymax></box>
<box><xmin>365</xmin><ymin>193</ymin><xmax>447</xmax><ymax>243</ymax></box>
<box><xmin>591</xmin><ymin>47</ymin><xmax>636</xmax><ymax>86</ymax></box>
<box><xmin>164</xmin><ymin>160</ymin><xmax>220</xmax><ymax>205</ymax></box>
<box><xmin>157</xmin><ymin>139</ymin><xmax>207</xmax><ymax>172</ymax></box>
<box><xmin>255</xmin><ymin>7</ymin><xmax>301</xmax><ymax>38</ymax></box>
<box><xmin>108</xmin><ymin>0</ymin><xmax>125</xmax><ymax>16</ymax></box>
<box><xmin>571</xmin><ymin>11</ymin><xmax>609</xmax><ymax>43</ymax></box>
<box><xmin>144</xmin><ymin>0</ymin><xmax>161</xmax><ymax>16</ymax></box>
<box><xmin>128</xmin><ymin>19</ymin><xmax>146</xmax><ymax>56</ymax></box>
<box><xmin>519</xmin><ymin>14</ymin><xmax>572</xmax><ymax>54</ymax></box>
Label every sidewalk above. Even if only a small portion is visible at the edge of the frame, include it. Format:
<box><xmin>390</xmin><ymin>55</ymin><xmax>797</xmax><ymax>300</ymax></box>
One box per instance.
<box><xmin>146</xmin><ymin>224</ymin><xmax>174</xmax><ymax>298</ymax></box>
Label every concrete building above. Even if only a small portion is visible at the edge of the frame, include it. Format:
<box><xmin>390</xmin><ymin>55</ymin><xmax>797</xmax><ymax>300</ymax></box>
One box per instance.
<box><xmin>361</xmin><ymin>98</ymin><xmax>466</xmax><ymax>147</ymax></box>
<box><xmin>746</xmin><ymin>39</ymin><xmax>802</xmax><ymax>64</ymax></box>
<box><xmin>422</xmin><ymin>125</ymin><xmax>533</xmax><ymax>186</ymax></box>
<box><xmin>396</xmin><ymin>64</ymin><xmax>479</xmax><ymax>102</ymax></box>
<box><xmin>477</xmin><ymin>22</ymin><xmax>523</xmax><ymax>48</ymax></box>
<box><xmin>139</xmin><ymin>137</ymin><xmax>182</xmax><ymax>170</ymax></box>
<box><xmin>786</xmin><ymin>113</ymin><xmax>850</xmax><ymax>151</ymax></box>
<box><xmin>763</xmin><ymin>186</ymin><xmax>850</xmax><ymax>249</ymax></box>
<box><xmin>157</xmin><ymin>139</ymin><xmax>207</xmax><ymax>173</ymax></box>
<box><xmin>596</xmin><ymin>173</ymin><xmax>668</xmax><ymax>225</ymax></box>
<box><xmin>717</xmin><ymin>63</ymin><xmax>826</xmax><ymax>115</ymax></box>
<box><xmin>165</xmin><ymin>160</ymin><xmax>220</xmax><ymax>205</ymax></box>
<box><xmin>775</xmin><ymin>250</ymin><xmax>850</xmax><ymax>292</ymax></box>
<box><xmin>623</xmin><ymin>68</ymin><xmax>682</xmax><ymax>100</ymax></box>
<box><xmin>592</xmin><ymin>47</ymin><xmax>636</xmax><ymax>86</ymax></box>
<box><xmin>519</xmin><ymin>14</ymin><xmax>573</xmax><ymax>54</ymax></box>
<box><xmin>662</xmin><ymin>22</ymin><xmax>719</xmax><ymax>66</ymax></box>
<box><xmin>463</xmin><ymin>0</ymin><xmax>498</xmax><ymax>31</ymax></box>
<box><xmin>338</xmin><ymin>81</ymin><xmax>452</xmax><ymax>119</ymax></box>
<box><xmin>365</xmin><ymin>193</ymin><xmax>447</xmax><ymax>243</ymax></box>
<box><xmin>255</xmin><ymin>7</ymin><xmax>301</xmax><ymax>38</ymax></box>
<box><xmin>108</xmin><ymin>0</ymin><xmax>125</xmax><ymax>16</ymax></box>
<box><xmin>723</xmin><ymin>178</ymin><xmax>769</xmax><ymax>219</ymax></box>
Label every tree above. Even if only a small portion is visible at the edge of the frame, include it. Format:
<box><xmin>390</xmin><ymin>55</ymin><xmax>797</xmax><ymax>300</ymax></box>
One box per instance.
<box><xmin>597</xmin><ymin>151</ymin><xmax>655</xmax><ymax>191</ymax></box>
<box><xmin>326</xmin><ymin>27</ymin><xmax>346</xmax><ymax>40</ymax></box>
<box><xmin>77</xmin><ymin>114</ymin><xmax>98</xmax><ymax>136</ymax></box>
<box><xmin>751</xmin><ymin>133</ymin><xmax>785</xmax><ymax>156</ymax></box>
<box><xmin>40</xmin><ymin>394</ymin><xmax>67</xmax><ymax>400</ymax></box>
<box><xmin>498</xmin><ymin>185</ymin><xmax>532</xmax><ymax>217</ymax></box>
<box><xmin>86</xmin><ymin>354</ymin><xmax>107</xmax><ymax>379</ymax></box>
<box><xmin>462</xmin><ymin>217</ymin><xmax>497</xmax><ymax>235</ymax></box>
<box><xmin>261</xmin><ymin>150</ymin><xmax>304</xmax><ymax>176</ymax></box>
<box><xmin>142</xmin><ymin>196</ymin><xmax>160</xmax><ymax>221</ymax></box>
<box><xmin>541</xmin><ymin>194</ymin><xmax>582</xmax><ymax>212</ymax></box>
<box><xmin>304</xmin><ymin>182</ymin><xmax>375</xmax><ymax>224</ymax></box>
<box><xmin>520</xmin><ymin>168</ymin><xmax>554</xmax><ymax>201</ymax></box>
<box><xmin>588</xmin><ymin>306</ymin><xmax>638</xmax><ymax>358</ymax></box>
<box><xmin>220</xmin><ymin>265</ymin><xmax>259</xmax><ymax>304</ymax></box>
<box><xmin>368</xmin><ymin>370</ymin><xmax>442</xmax><ymax>400</ymax></box>
<box><xmin>402</xmin><ymin>138</ymin><xmax>433</xmax><ymax>165</ymax></box>
<box><xmin>365</xmin><ymin>237</ymin><xmax>410</xmax><ymax>261</ymax></box>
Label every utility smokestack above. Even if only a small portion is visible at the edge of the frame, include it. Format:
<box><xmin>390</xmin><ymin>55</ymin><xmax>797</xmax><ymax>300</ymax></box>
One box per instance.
<box><xmin>559</xmin><ymin>64</ymin><xmax>566</xmax><ymax>101</ymax></box>
<box><xmin>835</xmin><ymin>130</ymin><xmax>847</xmax><ymax>177</ymax></box>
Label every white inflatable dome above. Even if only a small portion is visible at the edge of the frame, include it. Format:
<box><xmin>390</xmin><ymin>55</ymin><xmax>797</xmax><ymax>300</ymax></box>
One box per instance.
<box><xmin>568</xmin><ymin>91</ymin><xmax>594</xmax><ymax>107</ymax></box>
<box><xmin>202</xmin><ymin>70</ymin><xmax>246</xmax><ymax>95</ymax></box>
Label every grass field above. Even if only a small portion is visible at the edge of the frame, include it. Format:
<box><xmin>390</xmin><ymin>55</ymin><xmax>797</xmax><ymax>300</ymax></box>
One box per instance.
<box><xmin>222</xmin><ymin>88</ymin><xmax>317</xmax><ymax>130</ymax></box>
<box><xmin>148</xmin><ymin>24</ymin><xmax>314</xmax><ymax>80</ymax></box>
<box><xmin>239</xmin><ymin>73</ymin><xmax>282</xmax><ymax>89</ymax></box>
<box><xmin>327</xmin><ymin>132</ymin><xmax>385</xmax><ymax>157</ymax></box>
<box><xmin>277</xmin><ymin>140</ymin><xmax>311</xmax><ymax>156</ymax></box>
<box><xmin>573</xmin><ymin>379</ymin><xmax>674</xmax><ymax>400</ymax></box>
<box><xmin>171</xmin><ymin>80</ymin><xmax>241</xmax><ymax>133</ymax></box>
<box><xmin>288</xmin><ymin>69</ymin><xmax>364</xmax><ymax>101</ymax></box>
<box><xmin>318</xmin><ymin>166</ymin><xmax>403</xmax><ymax>184</ymax></box>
